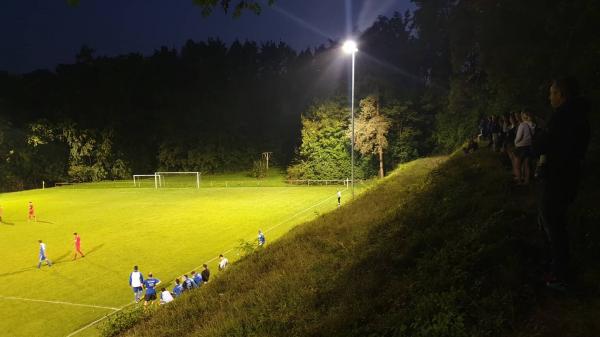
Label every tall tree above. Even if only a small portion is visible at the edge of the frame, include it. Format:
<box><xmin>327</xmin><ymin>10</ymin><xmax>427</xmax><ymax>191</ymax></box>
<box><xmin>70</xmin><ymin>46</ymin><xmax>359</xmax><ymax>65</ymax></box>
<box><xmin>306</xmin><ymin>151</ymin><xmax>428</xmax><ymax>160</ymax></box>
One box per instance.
<box><xmin>353</xmin><ymin>95</ymin><xmax>391</xmax><ymax>178</ymax></box>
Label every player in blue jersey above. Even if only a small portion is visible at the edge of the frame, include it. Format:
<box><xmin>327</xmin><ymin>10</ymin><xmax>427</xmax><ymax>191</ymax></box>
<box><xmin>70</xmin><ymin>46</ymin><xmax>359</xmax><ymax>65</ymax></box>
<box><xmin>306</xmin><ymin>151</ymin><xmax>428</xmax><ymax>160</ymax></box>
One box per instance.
<box><xmin>172</xmin><ymin>278</ymin><xmax>184</xmax><ymax>298</ymax></box>
<box><xmin>37</xmin><ymin>240</ymin><xmax>52</xmax><ymax>268</ymax></box>
<box><xmin>258</xmin><ymin>230</ymin><xmax>266</xmax><ymax>246</ymax></box>
<box><xmin>142</xmin><ymin>272</ymin><xmax>161</xmax><ymax>307</ymax></box>
<box><xmin>191</xmin><ymin>271</ymin><xmax>202</xmax><ymax>286</ymax></box>
<box><xmin>129</xmin><ymin>266</ymin><xmax>144</xmax><ymax>303</ymax></box>
<box><xmin>182</xmin><ymin>274</ymin><xmax>197</xmax><ymax>291</ymax></box>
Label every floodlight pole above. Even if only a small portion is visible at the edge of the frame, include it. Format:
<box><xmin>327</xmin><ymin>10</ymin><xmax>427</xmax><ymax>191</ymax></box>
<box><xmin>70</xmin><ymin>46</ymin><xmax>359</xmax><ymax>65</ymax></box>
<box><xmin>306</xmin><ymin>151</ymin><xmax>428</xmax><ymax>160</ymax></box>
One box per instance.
<box><xmin>350</xmin><ymin>51</ymin><xmax>355</xmax><ymax>199</ymax></box>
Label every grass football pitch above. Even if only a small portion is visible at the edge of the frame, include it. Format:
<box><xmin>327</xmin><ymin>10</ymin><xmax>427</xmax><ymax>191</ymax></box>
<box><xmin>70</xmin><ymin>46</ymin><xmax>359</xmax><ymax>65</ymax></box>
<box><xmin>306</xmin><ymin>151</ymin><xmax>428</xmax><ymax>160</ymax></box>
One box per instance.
<box><xmin>0</xmin><ymin>177</ymin><xmax>361</xmax><ymax>337</ymax></box>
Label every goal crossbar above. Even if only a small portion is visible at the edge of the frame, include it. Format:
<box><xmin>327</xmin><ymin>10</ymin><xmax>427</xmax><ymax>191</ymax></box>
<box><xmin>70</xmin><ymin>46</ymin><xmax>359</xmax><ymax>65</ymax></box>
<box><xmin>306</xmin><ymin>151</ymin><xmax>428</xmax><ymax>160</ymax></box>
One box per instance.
<box><xmin>154</xmin><ymin>171</ymin><xmax>200</xmax><ymax>189</ymax></box>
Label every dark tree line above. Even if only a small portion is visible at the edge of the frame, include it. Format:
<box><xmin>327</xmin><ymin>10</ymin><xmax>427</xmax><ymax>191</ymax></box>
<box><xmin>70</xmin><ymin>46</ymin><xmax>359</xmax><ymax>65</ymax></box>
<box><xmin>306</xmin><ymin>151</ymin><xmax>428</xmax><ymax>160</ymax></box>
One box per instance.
<box><xmin>2</xmin><ymin>0</ymin><xmax>599</xmax><ymax>191</ymax></box>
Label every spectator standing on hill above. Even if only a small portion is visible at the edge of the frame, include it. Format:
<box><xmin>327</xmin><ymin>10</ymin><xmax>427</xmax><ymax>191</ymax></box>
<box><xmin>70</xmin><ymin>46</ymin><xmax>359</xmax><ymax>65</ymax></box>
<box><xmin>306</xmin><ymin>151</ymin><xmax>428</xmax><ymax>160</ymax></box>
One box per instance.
<box><xmin>172</xmin><ymin>278</ymin><xmax>184</xmax><ymax>297</ymax></box>
<box><xmin>159</xmin><ymin>287</ymin><xmax>174</xmax><ymax>304</ymax></box>
<box><xmin>201</xmin><ymin>264</ymin><xmax>210</xmax><ymax>283</ymax></box>
<box><xmin>490</xmin><ymin>115</ymin><xmax>502</xmax><ymax>151</ymax></box>
<box><xmin>37</xmin><ymin>240</ymin><xmax>52</xmax><ymax>268</ymax></box>
<box><xmin>72</xmin><ymin>232</ymin><xmax>85</xmax><ymax>260</ymax></box>
<box><xmin>258</xmin><ymin>230</ymin><xmax>266</xmax><ymax>246</ymax></box>
<box><xmin>129</xmin><ymin>266</ymin><xmax>144</xmax><ymax>303</ymax></box>
<box><xmin>514</xmin><ymin>110</ymin><xmax>536</xmax><ymax>185</ymax></box>
<box><xmin>536</xmin><ymin>77</ymin><xmax>590</xmax><ymax>291</ymax></box>
<box><xmin>192</xmin><ymin>271</ymin><xmax>202</xmax><ymax>286</ymax></box>
<box><xmin>218</xmin><ymin>254</ymin><xmax>229</xmax><ymax>271</ymax></box>
<box><xmin>142</xmin><ymin>273</ymin><xmax>161</xmax><ymax>306</ymax></box>
<box><xmin>28</xmin><ymin>201</ymin><xmax>36</xmax><ymax>222</ymax></box>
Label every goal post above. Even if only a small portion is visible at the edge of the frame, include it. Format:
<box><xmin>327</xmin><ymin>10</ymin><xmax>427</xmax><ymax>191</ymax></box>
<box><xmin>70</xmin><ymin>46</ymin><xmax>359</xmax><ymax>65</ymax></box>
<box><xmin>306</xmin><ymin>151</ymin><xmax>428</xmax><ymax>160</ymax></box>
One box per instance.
<box><xmin>154</xmin><ymin>171</ymin><xmax>200</xmax><ymax>189</ymax></box>
<box><xmin>133</xmin><ymin>174</ymin><xmax>159</xmax><ymax>189</ymax></box>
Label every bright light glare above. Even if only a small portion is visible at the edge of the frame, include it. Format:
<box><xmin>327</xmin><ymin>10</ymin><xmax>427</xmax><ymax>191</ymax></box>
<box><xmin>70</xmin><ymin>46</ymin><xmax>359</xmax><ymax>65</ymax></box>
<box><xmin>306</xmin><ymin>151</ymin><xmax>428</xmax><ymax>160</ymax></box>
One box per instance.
<box><xmin>342</xmin><ymin>40</ymin><xmax>358</xmax><ymax>54</ymax></box>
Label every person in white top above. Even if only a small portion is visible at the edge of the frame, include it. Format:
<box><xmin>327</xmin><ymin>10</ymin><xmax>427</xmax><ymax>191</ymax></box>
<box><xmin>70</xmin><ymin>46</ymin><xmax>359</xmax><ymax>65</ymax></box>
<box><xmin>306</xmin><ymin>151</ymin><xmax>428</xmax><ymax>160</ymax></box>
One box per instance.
<box><xmin>37</xmin><ymin>240</ymin><xmax>52</xmax><ymax>268</ymax></box>
<box><xmin>218</xmin><ymin>254</ymin><xmax>229</xmax><ymax>271</ymax></box>
<box><xmin>129</xmin><ymin>265</ymin><xmax>144</xmax><ymax>303</ymax></box>
<box><xmin>513</xmin><ymin>111</ymin><xmax>535</xmax><ymax>184</ymax></box>
<box><xmin>337</xmin><ymin>191</ymin><xmax>342</xmax><ymax>207</ymax></box>
<box><xmin>159</xmin><ymin>287</ymin><xmax>174</xmax><ymax>305</ymax></box>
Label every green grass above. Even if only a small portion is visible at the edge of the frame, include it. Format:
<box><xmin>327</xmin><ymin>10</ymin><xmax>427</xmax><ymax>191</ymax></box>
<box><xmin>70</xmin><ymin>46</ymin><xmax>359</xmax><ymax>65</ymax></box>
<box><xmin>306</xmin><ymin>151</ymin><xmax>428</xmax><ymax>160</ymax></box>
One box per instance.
<box><xmin>0</xmin><ymin>172</ymin><xmax>366</xmax><ymax>337</ymax></box>
<box><xmin>117</xmin><ymin>151</ymin><xmax>600</xmax><ymax>337</ymax></box>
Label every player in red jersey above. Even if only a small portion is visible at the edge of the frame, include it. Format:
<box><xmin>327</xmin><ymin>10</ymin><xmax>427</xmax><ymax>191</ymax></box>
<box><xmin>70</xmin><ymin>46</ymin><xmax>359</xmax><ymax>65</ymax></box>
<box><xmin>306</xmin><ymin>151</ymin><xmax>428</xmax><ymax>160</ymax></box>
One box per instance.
<box><xmin>28</xmin><ymin>201</ymin><xmax>36</xmax><ymax>222</ymax></box>
<box><xmin>73</xmin><ymin>232</ymin><xmax>85</xmax><ymax>259</ymax></box>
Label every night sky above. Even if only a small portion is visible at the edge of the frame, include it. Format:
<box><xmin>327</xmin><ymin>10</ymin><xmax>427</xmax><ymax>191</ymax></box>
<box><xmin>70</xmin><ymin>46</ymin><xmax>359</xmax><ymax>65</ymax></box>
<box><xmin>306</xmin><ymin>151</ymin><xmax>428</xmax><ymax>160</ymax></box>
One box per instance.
<box><xmin>0</xmin><ymin>0</ymin><xmax>414</xmax><ymax>74</ymax></box>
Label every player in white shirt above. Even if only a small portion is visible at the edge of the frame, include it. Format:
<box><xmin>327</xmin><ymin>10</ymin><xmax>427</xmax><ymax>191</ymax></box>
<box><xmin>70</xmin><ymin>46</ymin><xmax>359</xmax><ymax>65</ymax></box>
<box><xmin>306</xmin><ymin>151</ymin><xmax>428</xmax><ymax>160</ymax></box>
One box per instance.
<box><xmin>129</xmin><ymin>265</ymin><xmax>144</xmax><ymax>303</ymax></box>
<box><xmin>37</xmin><ymin>240</ymin><xmax>52</xmax><ymax>268</ymax></box>
<box><xmin>337</xmin><ymin>190</ymin><xmax>342</xmax><ymax>207</ymax></box>
<box><xmin>218</xmin><ymin>254</ymin><xmax>229</xmax><ymax>271</ymax></box>
<box><xmin>159</xmin><ymin>287</ymin><xmax>174</xmax><ymax>305</ymax></box>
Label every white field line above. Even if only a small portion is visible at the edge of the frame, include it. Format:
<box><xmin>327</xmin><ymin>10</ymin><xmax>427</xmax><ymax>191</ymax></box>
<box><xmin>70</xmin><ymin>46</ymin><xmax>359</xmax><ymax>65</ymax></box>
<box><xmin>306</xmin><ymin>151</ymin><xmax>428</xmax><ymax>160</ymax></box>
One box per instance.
<box><xmin>0</xmin><ymin>295</ymin><xmax>119</xmax><ymax>311</ymax></box>
<box><xmin>65</xmin><ymin>302</ymin><xmax>134</xmax><ymax>337</ymax></box>
<box><xmin>66</xmin><ymin>188</ymin><xmax>346</xmax><ymax>337</ymax></box>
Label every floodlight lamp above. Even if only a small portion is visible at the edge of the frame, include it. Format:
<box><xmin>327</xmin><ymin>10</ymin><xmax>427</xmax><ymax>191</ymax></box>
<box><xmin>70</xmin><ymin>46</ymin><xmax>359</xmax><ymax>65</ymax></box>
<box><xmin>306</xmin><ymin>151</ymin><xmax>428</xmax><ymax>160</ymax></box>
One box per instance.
<box><xmin>342</xmin><ymin>40</ymin><xmax>358</xmax><ymax>54</ymax></box>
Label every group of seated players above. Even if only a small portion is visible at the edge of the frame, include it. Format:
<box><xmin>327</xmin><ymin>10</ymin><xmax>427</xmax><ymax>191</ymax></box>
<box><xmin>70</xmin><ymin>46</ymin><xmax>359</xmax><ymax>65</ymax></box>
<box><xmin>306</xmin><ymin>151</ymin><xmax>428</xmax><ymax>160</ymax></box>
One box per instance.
<box><xmin>130</xmin><ymin>230</ymin><xmax>266</xmax><ymax>306</ymax></box>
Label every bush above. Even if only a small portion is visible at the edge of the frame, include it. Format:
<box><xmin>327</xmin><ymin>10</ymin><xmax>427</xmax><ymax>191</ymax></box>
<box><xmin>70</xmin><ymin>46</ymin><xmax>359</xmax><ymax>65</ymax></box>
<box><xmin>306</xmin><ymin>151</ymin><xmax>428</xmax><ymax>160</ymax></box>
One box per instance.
<box><xmin>99</xmin><ymin>306</ymin><xmax>148</xmax><ymax>337</ymax></box>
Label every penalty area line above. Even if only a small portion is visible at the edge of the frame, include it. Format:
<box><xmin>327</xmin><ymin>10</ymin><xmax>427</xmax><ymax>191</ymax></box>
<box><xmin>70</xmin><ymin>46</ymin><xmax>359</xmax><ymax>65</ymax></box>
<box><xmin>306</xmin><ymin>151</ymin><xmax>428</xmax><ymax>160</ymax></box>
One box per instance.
<box><xmin>0</xmin><ymin>295</ymin><xmax>119</xmax><ymax>311</ymax></box>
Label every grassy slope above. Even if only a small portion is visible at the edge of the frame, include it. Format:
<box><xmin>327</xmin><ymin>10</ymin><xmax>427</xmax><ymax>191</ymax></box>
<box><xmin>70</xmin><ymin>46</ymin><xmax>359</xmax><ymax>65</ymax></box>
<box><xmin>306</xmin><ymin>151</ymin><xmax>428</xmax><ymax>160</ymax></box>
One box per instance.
<box><xmin>121</xmin><ymin>151</ymin><xmax>600</xmax><ymax>337</ymax></box>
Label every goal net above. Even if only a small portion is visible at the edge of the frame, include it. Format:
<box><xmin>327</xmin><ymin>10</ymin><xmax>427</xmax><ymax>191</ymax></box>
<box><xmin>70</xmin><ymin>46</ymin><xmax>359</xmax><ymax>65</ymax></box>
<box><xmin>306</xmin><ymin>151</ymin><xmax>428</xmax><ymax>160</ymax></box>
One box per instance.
<box><xmin>133</xmin><ymin>174</ymin><xmax>159</xmax><ymax>188</ymax></box>
<box><xmin>155</xmin><ymin>171</ymin><xmax>201</xmax><ymax>189</ymax></box>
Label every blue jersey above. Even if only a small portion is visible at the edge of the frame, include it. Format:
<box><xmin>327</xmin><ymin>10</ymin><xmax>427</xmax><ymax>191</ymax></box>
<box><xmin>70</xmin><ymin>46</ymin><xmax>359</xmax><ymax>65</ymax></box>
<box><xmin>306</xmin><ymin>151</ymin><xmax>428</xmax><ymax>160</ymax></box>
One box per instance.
<box><xmin>182</xmin><ymin>277</ymin><xmax>197</xmax><ymax>290</ymax></box>
<box><xmin>143</xmin><ymin>278</ymin><xmax>160</xmax><ymax>294</ymax></box>
<box><xmin>258</xmin><ymin>233</ymin><xmax>265</xmax><ymax>245</ymax></box>
<box><xmin>173</xmin><ymin>284</ymin><xmax>183</xmax><ymax>297</ymax></box>
<box><xmin>193</xmin><ymin>274</ymin><xmax>202</xmax><ymax>285</ymax></box>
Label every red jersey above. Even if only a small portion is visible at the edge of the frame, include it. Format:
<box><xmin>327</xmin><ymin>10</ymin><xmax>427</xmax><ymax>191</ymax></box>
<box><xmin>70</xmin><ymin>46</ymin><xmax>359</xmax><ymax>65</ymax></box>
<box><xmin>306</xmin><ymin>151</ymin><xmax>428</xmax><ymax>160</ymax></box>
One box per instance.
<box><xmin>75</xmin><ymin>235</ymin><xmax>81</xmax><ymax>248</ymax></box>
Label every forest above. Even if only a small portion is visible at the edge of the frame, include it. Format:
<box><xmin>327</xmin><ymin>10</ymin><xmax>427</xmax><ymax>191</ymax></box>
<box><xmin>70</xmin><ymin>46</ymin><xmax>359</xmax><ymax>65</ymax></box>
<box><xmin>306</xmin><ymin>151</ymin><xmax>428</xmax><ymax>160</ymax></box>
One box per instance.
<box><xmin>1</xmin><ymin>0</ymin><xmax>598</xmax><ymax>191</ymax></box>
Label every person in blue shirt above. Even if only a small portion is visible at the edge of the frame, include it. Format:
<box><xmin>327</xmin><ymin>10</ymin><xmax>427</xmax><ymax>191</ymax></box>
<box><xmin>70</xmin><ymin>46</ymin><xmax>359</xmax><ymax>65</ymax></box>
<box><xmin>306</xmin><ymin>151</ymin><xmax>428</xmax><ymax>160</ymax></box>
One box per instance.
<box><xmin>182</xmin><ymin>274</ymin><xmax>197</xmax><ymax>291</ymax></box>
<box><xmin>258</xmin><ymin>230</ymin><xmax>266</xmax><ymax>246</ymax></box>
<box><xmin>172</xmin><ymin>278</ymin><xmax>184</xmax><ymax>298</ymax></box>
<box><xmin>191</xmin><ymin>271</ymin><xmax>202</xmax><ymax>287</ymax></box>
<box><xmin>142</xmin><ymin>272</ymin><xmax>161</xmax><ymax>307</ymax></box>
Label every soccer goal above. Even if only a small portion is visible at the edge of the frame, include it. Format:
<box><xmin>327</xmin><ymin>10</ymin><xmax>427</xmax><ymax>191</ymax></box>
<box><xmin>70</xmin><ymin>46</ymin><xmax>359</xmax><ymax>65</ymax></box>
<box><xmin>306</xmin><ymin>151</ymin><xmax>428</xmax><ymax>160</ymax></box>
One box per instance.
<box><xmin>133</xmin><ymin>174</ymin><xmax>160</xmax><ymax>188</ymax></box>
<box><xmin>155</xmin><ymin>171</ymin><xmax>201</xmax><ymax>189</ymax></box>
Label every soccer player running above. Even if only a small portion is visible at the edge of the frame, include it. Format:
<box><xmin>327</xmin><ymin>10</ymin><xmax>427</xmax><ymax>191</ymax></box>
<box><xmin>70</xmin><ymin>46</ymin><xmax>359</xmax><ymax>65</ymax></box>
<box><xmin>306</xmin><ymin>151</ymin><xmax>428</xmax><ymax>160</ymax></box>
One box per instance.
<box><xmin>28</xmin><ymin>201</ymin><xmax>36</xmax><ymax>222</ymax></box>
<box><xmin>37</xmin><ymin>240</ymin><xmax>52</xmax><ymax>268</ymax></box>
<box><xmin>73</xmin><ymin>232</ymin><xmax>85</xmax><ymax>260</ymax></box>
<box><xmin>142</xmin><ymin>273</ymin><xmax>161</xmax><ymax>307</ymax></box>
<box><xmin>129</xmin><ymin>266</ymin><xmax>144</xmax><ymax>303</ymax></box>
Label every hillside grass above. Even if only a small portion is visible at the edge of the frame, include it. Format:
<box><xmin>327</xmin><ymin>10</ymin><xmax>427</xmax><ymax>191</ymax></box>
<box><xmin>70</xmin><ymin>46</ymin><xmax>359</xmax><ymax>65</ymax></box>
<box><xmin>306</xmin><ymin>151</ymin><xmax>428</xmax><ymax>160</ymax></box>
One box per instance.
<box><xmin>0</xmin><ymin>178</ymin><xmax>363</xmax><ymax>337</ymax></box>
<box><xmin>119</xmin><ymin>150</ymin><xmax>600</xmax><ymax>337</ymax></box>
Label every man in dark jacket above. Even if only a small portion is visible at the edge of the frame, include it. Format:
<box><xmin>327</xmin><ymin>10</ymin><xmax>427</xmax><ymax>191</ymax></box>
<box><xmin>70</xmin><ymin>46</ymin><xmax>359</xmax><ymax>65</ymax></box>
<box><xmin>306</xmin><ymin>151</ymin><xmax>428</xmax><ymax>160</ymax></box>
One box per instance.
<box><xmin>536</xmin><ymin>77</ymin><xmax>590</xmax><ymax>291</ymax></box>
